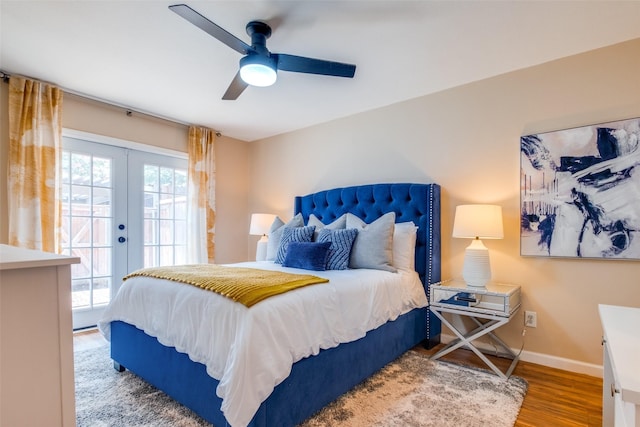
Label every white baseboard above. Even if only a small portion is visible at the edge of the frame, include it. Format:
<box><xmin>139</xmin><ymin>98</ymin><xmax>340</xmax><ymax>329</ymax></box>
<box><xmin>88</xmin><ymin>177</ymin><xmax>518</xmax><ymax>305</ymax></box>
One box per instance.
<box><xmin>440</xmin><ymin>333</ymin><xmax>603</xmax><ymax>378</ymax></box>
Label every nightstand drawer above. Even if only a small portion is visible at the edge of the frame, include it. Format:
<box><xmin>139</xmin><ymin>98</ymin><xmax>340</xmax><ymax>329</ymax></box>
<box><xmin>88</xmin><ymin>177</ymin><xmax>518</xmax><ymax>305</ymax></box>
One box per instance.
<box><xmin>430</xmin><ymin>279</ymin><xmax>521</xmax><ymax>317</ymax></box>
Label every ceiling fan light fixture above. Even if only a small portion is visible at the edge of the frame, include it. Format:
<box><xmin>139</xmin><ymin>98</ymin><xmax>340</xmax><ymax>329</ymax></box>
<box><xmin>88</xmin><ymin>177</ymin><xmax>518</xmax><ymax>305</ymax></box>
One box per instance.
<box><xmin>240</xmin><ymin>55</ymin><xmax>277</xmax><ymax>87</ymax></box>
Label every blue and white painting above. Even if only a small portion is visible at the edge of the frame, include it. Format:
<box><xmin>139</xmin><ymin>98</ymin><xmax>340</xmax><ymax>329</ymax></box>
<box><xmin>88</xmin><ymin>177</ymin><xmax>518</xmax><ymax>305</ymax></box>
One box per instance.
<box><xmin>521</xmin><ymin>118</ymin><xmax>640</xmax><ymax>259</ymax></box>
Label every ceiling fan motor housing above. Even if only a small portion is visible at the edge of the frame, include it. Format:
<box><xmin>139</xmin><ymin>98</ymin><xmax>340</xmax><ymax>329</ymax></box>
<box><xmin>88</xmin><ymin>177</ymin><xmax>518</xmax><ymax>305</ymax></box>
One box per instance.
<box><xmin>246</xmin><ymin>21</ymin><xmax>271</xmax><ymax>55</ymax></box>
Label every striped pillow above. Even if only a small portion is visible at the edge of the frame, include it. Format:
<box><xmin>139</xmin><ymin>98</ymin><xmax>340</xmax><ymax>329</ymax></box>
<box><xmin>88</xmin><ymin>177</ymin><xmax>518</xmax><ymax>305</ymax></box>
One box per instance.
<box><xmin>317</xmin><ymin>228</ymin><xmax>359</xmax><ymax>270</ymax></box>
<box><xmin>275</xmin><ymin>225</ymin><xmax>316</xmax><ymax>264</ymax></box>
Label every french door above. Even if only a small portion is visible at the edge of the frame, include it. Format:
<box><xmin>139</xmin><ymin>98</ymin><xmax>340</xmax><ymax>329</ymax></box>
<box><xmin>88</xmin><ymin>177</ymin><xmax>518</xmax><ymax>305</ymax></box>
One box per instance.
<box><xmin>61</xmin><ymin>136</ymin><xmax>187</xmax><ymax>329</ymax></box>
<box><xmin>128</xmin><ymin>150</ymin><xmax>189</xmax><ymax>269</ymax></box>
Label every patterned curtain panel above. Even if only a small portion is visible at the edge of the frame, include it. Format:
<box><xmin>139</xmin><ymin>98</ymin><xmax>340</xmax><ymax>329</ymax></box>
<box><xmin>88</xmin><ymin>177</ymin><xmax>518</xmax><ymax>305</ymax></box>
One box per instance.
<box><xmin>187</xmin><ymin>126</ymin><xmax>217</xmax><ymax>263</ymax></box>
<box><xmin>7</xmin><ymin>76</ymin><xmax>63</xmax><ymax>252</ymax></box>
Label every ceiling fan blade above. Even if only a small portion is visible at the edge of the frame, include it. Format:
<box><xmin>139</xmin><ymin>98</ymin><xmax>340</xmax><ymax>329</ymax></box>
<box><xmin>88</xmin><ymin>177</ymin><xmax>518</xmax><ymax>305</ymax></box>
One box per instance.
<box><xmin>222</xmin><ymin>72</ymin><xmax>249</xmax><ymax>100</ymax></box>
<box><xmin>169</xmin><ymin>4</ymin><xmax>251</xmax><ymax>55</ymax></box>
<box><xmin>274</xmin><ymin>54</ymin><xmax>356</xmax><ymax>78</ymax></box>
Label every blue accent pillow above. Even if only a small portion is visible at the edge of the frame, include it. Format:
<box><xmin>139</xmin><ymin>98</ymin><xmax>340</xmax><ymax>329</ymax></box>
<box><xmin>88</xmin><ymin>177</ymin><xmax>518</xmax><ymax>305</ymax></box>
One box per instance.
<box><xmin>317</xmin><ymin>228</ymin><xmax>359</xmax><ymax>270</ymax></box>
<box><xmin>275</xmin><ymin>225</ymin><xmax>316</xmax><ymax>264</ymax></box>
<box><xmin>283</xmin><ymin>241</ymin><xmax>332</xmax><ymax>271</ymax></box>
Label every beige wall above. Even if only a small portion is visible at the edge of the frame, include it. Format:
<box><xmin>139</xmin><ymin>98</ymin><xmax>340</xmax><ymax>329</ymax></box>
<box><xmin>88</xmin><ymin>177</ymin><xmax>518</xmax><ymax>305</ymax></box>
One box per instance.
<box><xmin>249</xmin><ymin>38</ymin><xmax>640</xmax><ymax>367</ymax></box>
<box><xmin>2</xmin><ymin>37</ymin><xmax>638</xmax><ymax>369</ymax></box>
<box><xmin>0</xmin><ymin>89</ymin><xmax>250</xmax><ymax>263</ymax></box>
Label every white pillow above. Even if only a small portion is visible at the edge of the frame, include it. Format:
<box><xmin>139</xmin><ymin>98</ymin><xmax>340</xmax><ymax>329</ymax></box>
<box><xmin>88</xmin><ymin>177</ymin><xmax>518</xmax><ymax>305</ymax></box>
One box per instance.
<box><xmin>393</xmin><ymin>221</ymin><xmax>418</xmax><ymax>271</ymax></box>
<box><xmin>346</xmin><ymin>212</ymin><xmax>396</xmax><ymax>272</ymax></box>
<box><xmin>266</xmin><ymin>213</ymin><xmax>304</xmax><ymax>261</ymax></box>
<box><xmin>307</xmin><ymin>213</ymin><xmax>347</xmax><ymax>240</ymax></box>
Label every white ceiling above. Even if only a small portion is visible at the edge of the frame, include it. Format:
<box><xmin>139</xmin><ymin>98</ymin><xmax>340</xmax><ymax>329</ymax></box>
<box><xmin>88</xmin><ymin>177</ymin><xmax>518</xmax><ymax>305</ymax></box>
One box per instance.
<box><xmin>2</xmin><ymin>1</ymin><xmax>640</xmax><ymax>142</ymax></box>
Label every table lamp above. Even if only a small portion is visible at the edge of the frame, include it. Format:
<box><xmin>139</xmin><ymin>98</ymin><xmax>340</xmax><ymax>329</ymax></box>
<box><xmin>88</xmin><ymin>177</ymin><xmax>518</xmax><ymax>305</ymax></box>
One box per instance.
<box><xmin>250</xmin><ymin>213</ymin><xmax>276</xmax><ymax>261</ymax></box>
<box><xmin>452</xmin><ymin>204</ymin><xmax>503</xmax><ymax>287</ymax></box>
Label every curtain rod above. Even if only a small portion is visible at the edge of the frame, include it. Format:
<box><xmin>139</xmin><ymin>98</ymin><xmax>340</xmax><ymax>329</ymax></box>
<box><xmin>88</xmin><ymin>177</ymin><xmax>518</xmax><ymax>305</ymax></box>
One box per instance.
<box><xmin>0</xmin><ymin>70</ymin><xmax>221</xmax><ymax>137</ymax></box>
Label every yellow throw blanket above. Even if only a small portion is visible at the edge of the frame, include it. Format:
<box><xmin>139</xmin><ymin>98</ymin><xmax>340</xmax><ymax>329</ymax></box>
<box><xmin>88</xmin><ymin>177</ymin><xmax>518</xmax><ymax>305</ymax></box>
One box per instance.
<box><xmin>123</xmin><ymin>264</ymin><xmax>329</xmax><ymax>308</ymax></box>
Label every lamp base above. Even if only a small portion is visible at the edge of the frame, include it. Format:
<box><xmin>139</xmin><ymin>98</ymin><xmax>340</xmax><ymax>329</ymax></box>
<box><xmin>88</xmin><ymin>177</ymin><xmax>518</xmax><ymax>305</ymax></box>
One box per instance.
<box><xmin>255</xmin><ymin>235</ymin><xmax>268</xmax><ymax>261</ymax></box>
<box><xmin>462</xmin><ymin>239</ymin><xmax>491</xmax><ymax>287</ymax></box>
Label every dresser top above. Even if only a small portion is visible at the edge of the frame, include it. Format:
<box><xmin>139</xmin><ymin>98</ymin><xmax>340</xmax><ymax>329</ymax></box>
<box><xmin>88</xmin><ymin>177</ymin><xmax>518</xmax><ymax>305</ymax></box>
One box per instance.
<box><xmin>599</xmin><ymin>304</ymin><xmax>640</xmax><ymax>404</ymax></box>
<box><xmin>0</xmin><ymin>244</ymin><xmax>80</xmax><ymax>270</ymax></box>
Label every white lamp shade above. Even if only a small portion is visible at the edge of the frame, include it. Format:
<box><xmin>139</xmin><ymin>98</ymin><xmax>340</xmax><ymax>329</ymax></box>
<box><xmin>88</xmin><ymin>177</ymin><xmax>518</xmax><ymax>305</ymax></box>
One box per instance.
<box><xmin>249</xmin><ymin>213</ymin><xmax>276</xmax><ymax>236</ymax></box>
<box><xmin>250</xmin><ymin>213</ymin><xmax>276</xmax><ymax>262</ymax></box>
<box><xmin>452</xmin><ymin>204</ymin><xmax>504</xmax><ymax>239</ymax></box>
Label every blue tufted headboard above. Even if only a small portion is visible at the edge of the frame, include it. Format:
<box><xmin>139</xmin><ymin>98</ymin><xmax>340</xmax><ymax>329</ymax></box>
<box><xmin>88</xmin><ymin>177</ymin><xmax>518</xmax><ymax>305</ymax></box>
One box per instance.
<box><xmin>294</xmin><ymin>183</ymin><xmax>442</xmax><ymax>347</ymax></box>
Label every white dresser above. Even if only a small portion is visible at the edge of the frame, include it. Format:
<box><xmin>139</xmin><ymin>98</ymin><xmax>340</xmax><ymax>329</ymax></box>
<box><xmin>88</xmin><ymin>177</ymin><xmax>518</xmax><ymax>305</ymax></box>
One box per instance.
<box><xmin>600</xmin><ymin>304</ymin><xmax>640</xmax><ymax>427</ymax></box>
<box><xmin>0</xmin><ymin>244</ymin><xmax>80</xmax><ymax>427</ymax></box>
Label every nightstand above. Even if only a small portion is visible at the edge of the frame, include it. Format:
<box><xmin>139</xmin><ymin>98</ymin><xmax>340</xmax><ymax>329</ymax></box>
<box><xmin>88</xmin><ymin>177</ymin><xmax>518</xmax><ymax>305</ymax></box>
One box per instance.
<box><xmin>429</xmin><ymin>278</ymin><xmax>522</xmax><ymax>379</ymax></box>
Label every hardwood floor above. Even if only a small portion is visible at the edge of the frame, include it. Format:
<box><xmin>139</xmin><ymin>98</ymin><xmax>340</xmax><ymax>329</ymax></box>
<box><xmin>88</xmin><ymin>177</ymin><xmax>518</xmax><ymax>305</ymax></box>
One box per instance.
<box><xmin>74</xmin><ymin>329</ymin><xmax>603</xmax><ymax>426</ymax></box>
<box><xmin>73</xmin><ymin>327</ymin><xmax>108</xmax><ymax>350</ymax></box>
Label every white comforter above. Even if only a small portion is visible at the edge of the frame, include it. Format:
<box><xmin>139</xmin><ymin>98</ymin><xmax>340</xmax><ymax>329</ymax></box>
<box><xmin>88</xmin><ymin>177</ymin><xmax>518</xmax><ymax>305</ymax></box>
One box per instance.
<box><xmin>98</xmin><ymin>262</ymin><xmax>428</xmax><ymax>427</ymax></box>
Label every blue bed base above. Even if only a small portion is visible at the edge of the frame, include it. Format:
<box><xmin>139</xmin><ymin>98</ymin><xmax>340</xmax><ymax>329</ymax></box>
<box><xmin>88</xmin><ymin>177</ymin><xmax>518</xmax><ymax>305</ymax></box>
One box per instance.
<box><xmin>110</xmin><ymin>183</ymin><xmax>441</xmax><ymax>427</ymax></box>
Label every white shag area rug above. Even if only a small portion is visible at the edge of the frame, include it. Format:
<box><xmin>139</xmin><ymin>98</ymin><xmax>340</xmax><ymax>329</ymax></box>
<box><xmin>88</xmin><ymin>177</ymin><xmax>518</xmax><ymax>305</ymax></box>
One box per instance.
<box><xmin>75</xmin><ymin>345</ymin><xmax>527</xmax><ymax>427</ymax></box>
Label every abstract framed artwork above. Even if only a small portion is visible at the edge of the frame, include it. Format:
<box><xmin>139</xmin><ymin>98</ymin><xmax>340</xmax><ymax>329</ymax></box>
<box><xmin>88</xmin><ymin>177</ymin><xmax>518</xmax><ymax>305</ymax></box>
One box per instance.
<box><xmin>520</xmin><ymin>117</ymin><xmax>640</xmax><ymax>259</ymax></box>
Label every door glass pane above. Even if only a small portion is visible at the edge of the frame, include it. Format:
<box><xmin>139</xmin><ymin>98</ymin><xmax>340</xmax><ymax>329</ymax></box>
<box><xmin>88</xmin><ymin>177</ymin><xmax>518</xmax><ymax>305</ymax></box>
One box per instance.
<box><xmin>72</xmin><ymin>279</ymin><xmax>91</xmax><ymax>309</ymax></box>
<box><xmin>175</xmin><ymin>199</ymin><xmax>187</xmax><ymax>220</ymax></box>
<box><xmin>71</xmin><ymin>185</ymin><xmax>91</xmax><ymax>211</ymax></box>
<box><xmin>93</xmin><ymin>157</ymin><xmax>111</xmax><ymax>187</ymax></box>
<box><xmin>144</xmin><ymin>165</ymin><xmax>159</xmax><ymax>191</ymax></box>
<box><xmin>144</xmin><ymin>219</ymin><xmax>157</xmax><ymax>244</ymax></box>
<box><xmin>160</xmin><ymin>167</ymin><xmax>174</xmax><ymax>193</ymax></box>
<box><xmin>145</xmin><ymin>192</ymin><xmax>159</xmax><ymax>217</ymax></box>
<box><xmin>71</xmin><ymin>153</ymin><xmax>91</xmax><ymax>184</ymax></box>
<box><xmin>144</xmin><ymin>246</ymin><xmax>157</xmax><ymax>267</ymax></box>
<box><xmin>71</xmin><ymin>217</ymin><xmax>91</xmax><ymax>246</ymax></box>
<box><xmin>160</xmin><ymin>194</ymin><xmax>174</xmax><ymax>218</ymax></box>
<box><xmin>93</xmin><ymin>218</ymin><xmax>111</xmax><ymax>246</ymax></box>
<box><xmin>160</xmin><ymin>220</ymin><xmax>174</xmax><ymax>244</ymax></box>
<box><xmin>93</xmin><ymin>187</ymin><xmax>112</xmax><ymax>216</ymax></box>
<box><xmin>175</xmin><ymin>220</ymin><xmax>186</xmax><ymax>244</ymax></box>
<box><xmin>93</xmin><ymin>278</ymin><xmax>111</xmax><ymax>306</ymax></box>
<box><xmin>160</xmin><ymin>246</ymin><xmax>174</xmax><ymax>266</ymax></box>
<box><xmin>175</xmin><ymin>170</ymin><xmax>187</xmax><ymax>195</ymax></box>
<box><xmin>93</xmin><ymin>247</ymin><xmax>111</xmax><ymax>276</ymax></box>
<box><xmin>71</xmin><ymin>248</ymin><xmax>91</xmax><ymax>277</ymax></box>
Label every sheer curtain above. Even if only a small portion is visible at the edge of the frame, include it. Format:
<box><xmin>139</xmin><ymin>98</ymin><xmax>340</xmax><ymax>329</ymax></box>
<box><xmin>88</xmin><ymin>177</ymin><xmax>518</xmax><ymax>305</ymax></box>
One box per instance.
<box><xmin>187</xmin><ymin>126</ymin><xmax>217</xmax><ymax>263</ymax></box>
<box><xmin>7</xmin><ymin>76</ymin><xmax>63</xmax><ymax>252</ymax></box>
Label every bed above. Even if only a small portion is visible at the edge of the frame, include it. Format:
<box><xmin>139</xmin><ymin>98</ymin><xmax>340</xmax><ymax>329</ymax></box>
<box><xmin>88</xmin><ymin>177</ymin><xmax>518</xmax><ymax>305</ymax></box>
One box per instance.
<box><xmin>98</xmin><ymin>182</ymin><xmax>441</xmax><ymax>427</ymax></box>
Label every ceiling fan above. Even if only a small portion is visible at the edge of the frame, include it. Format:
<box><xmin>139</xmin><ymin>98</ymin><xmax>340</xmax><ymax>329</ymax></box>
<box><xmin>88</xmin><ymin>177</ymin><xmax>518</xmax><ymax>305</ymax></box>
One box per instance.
<box><xmin>169</xmin><ymin>4</ymin><xmax>357</xmax><ymax>100</ymax></box>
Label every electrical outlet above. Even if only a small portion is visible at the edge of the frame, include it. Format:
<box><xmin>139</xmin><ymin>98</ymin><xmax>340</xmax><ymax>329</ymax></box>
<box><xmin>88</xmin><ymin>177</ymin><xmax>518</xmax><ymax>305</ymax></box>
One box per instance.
<box><xmin>525</xmin><ymin>311</ymin><xmax>537</xmax><ymax>328</ymax></box>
